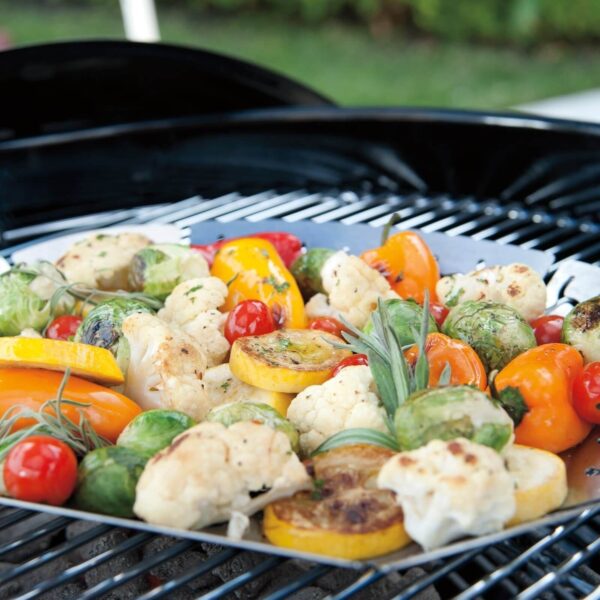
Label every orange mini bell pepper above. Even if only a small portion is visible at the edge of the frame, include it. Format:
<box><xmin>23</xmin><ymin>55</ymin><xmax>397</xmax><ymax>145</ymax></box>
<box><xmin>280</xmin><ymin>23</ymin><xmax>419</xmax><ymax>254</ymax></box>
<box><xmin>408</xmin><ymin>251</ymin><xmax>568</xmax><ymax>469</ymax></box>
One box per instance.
<box><xmin>0</xmin><ymin>368</ymin><xmax>141</xmax><ymax>443</ymax></box>
<box><xmin>211</xmin><ymin>238</ymin><xmax>307</xmax><ymax>328</ymax></box>
<box><xmin>361</xmin><ymin>220</ymin><xmax>439</xmax><ymax>304</ymax></box>
<box><xmin>405</xmin><ymin>332</ymin><xmax>487</xmax><ymax>390</ymax></box>
<box><xmin>495</xmin><ymin>344</ymin><xmax>591</xmax><ymax>453</ymax></box>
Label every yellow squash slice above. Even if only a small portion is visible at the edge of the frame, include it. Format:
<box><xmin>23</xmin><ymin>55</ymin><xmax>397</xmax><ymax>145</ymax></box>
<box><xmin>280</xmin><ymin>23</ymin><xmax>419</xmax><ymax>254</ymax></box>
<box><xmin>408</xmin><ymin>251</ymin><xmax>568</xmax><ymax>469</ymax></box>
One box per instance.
<box><xmin>263</xmin><ymin>444</ymin><xmax>411</xmax><ymax>560</ymax></box>
<box><xmin>230</xmin><ymin>329</ymin><xmax>351</xmax><ymax>394</ymax></box>
<box><xmin>0</xmin><ymin>337</ymin><xmax>124</xmax><ymax>386</ymax></box>
<box><xmin>505</xmin><ymin>444</ymin><xmax>568</xmax><ymax>526</ymax></box>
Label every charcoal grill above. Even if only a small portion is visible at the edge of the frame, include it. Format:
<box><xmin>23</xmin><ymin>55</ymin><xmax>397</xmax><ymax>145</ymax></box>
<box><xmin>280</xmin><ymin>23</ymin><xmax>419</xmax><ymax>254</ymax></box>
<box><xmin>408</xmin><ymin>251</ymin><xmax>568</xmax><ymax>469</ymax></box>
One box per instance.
<box><xmin>1</xmin><ymin>40</ymin><xmax>600</xmax><ymax>599</ymax></box>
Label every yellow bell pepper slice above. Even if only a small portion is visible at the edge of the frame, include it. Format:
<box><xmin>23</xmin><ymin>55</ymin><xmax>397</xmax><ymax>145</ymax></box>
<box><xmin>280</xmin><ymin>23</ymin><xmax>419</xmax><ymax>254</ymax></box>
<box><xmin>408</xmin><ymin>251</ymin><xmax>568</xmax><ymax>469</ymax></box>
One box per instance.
<box><xmin>0</xmin><ymin>337</ymin><xmax>124</xmax><ymax>386</ymax></box>
<box><xmin>211</xmin><ymin>238</ymin><xmax>307</xmax><ymax>328</ymax></box>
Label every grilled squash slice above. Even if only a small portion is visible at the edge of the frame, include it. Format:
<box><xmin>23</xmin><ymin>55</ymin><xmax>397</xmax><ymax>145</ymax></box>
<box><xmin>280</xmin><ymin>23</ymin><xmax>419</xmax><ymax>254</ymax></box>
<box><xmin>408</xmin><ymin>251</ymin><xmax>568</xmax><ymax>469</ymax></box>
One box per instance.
<box><xmin>505</xmin><ymin>444</ymin><xmax>567</xmax><ymax>526</ymax></box>
<box><xmin>230</xmin><ymin>329</ymin><xmax>351</xmax><ymax>393</ymax></box>
<box><xmin>263</xmin><ymin>444</ymin><xmax>411</xmax><ymax>559</ymax></box>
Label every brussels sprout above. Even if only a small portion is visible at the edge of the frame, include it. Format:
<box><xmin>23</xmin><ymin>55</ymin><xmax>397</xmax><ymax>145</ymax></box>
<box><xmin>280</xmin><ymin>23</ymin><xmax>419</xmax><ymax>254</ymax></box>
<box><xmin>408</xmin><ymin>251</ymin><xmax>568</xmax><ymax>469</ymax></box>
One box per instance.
<box><xmin>290</xmin><ymin>248</ymin><xmax>335</xmax><ymax>299</ymax></box>
<box><xmin>363</xmin><ymin>298</ymin><xmax>438</xmax><ymax>345</ymax></box>
<box><xmin>117</xmin><ymin>409</ymin><xmax>196</xmax><ymax>459</ymax></box>
<box><xmin>395</xmin><ymin>385</ymin><xmax>513</xmax><ymax>452</ymax></box>
<box><xmin>206</xmin><ymin>402</ymin><xmax>300</xmax><ymax>453</ymax></box>
<box><xmin>128</xmin><ymin>244</ymin><xmax>208</xmax><ymax>300</ymax></box>
<box><xmin>442</xmin><ymin>300</ymin><xmax>536</xmax><ymax>372</ymax></box>
<box><xmin>74</xmin><ymin>446</ymin><xmax>147</xmax><ymax>517</ymax></box>
<box><xmin>0</xmin><ymin>262</ymin><xmax>74</xmax><ymax>336</ymax></box>
<box><xmin>75</xmin><ymin>297</ymin><xmax>154</xmax><ymax>364</ymax></box>
<box><xmin>562</xmin><ymin>296</ymin><xmax>600</xmax><ymax>363</ymax></box>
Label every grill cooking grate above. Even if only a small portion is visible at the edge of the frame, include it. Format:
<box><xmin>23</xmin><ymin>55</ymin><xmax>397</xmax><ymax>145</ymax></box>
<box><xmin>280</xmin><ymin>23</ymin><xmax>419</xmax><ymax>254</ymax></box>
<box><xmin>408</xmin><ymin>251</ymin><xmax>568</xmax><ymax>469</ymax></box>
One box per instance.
<box><xmin>0</xmin><ymin>189</ymin><xmax>600</xmax><ymax>599</ymax></box>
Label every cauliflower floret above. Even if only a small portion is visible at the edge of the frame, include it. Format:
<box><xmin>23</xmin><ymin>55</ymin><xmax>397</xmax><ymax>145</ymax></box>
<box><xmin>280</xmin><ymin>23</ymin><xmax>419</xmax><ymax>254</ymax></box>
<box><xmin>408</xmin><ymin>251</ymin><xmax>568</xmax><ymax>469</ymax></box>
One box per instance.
<box><xmin>18</xmin><ymin>328</ymin><xmax>43</xmax><ymax>339</ymax></box>
<box><xmin>305</xmin><ymin>251</ymin><xmax>397</xmax><ymax>328</ymax></box>
<box><xmin>436</xmin><ymin>263</ymin><xmax>546</xmax><ymax>322</ymax></box>
<box><xmin>377</xmin><ymin>438</ymin><xmax>516</xmax><ymax>550</ymax></box>
<box><xmin>56</xmin><ymin>232</ymin><xmax>151</xmax><ymax>291</ymax></box>
<box><xmin>121</xmin><ymin>312</ymin><xmax>218</xmax><ymax>421</ymax></box>
<box><xmin>287</xmin><ymin>365</ymin><xmax>388</xmax><ymax>455</ymax></box>
<box><xmin>134</xmin><ymin>421</ymin><xmax>311</xmax><ymax>531</ymax></box>
<box><xmin>158</xmin><ymin>278</ymin><xmax>229</xmax><ymax>367</ymax></box>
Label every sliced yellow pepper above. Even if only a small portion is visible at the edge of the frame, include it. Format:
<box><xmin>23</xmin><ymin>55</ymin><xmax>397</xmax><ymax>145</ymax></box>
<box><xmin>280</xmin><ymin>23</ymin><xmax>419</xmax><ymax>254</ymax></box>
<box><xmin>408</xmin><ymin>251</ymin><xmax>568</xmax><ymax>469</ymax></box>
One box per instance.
<box><xmin>211</xmin><ymin>238</ymin><xmax>307</xmax><ymax>328</ymax></box>
<box><xmin>0</xmin><ymin>337</ymin><xmax>124</xmax><ymax>386</ymax></box>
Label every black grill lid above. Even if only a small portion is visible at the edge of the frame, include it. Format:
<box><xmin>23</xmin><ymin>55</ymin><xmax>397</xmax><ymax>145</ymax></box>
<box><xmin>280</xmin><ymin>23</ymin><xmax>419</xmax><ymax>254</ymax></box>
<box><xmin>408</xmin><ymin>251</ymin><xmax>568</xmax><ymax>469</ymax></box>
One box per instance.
<box><xmin>0</xmin><ymin>40</ymin><xmax>332</xmax><ymax>142</ymax></box>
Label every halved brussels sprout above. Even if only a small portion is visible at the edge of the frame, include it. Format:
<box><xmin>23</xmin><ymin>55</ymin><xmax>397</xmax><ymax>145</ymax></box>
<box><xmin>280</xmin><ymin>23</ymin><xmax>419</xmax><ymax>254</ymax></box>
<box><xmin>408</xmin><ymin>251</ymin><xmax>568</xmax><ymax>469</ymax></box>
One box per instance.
<box><xmin>394</xmin><ymin>385</ymin><xmax>513</xmax><ymax>452</ymax></box>
<box><xmin>206</xmin><ymin>402</ymin><xmax>300</xmax><ymax>453</ymax></box>
<box><xmin>442</xmin><ymin>300</ymin><xmax>536</xmax><ymax>372</ymax></box>
<box><xmin>562</xmin><ymin>296</ymin><xmax>600</xmax><ymax>363</ymax></box>
<box><xmin>0</xmin><ymin>262</ymin><xmax>74</xmax><ymax>336</ymax></box>
<box><xmin>363</xmin><ymin>298</ymin><xmax>438</xmax><ymax>345</ymax></box>
<box><xmin>128</xmin><ymin>244</ymin><xmax>208</xmax><ymax>300</ymax></box>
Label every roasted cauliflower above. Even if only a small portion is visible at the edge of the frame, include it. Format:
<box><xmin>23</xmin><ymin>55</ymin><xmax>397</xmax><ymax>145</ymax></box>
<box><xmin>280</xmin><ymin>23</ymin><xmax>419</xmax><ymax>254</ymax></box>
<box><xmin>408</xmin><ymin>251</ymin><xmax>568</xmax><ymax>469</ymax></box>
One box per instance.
<box><xmin>133</xmin><ymin>421</ymin><xmax>311</xmax><ymax>531</ymax></box>
<box><xmin>158</xmin><ymin>277</ymin><xmax>229</xmax><ymax>367</ymax></box>
<box><xmin>378</xmin><ymin>438</ymin><xmax>515</xmax><ymax>550</ymax></box>
<box><xmin>121</xmin><ymin>312</ymin><xmax>216</xmax><ymax>421</ymax></box>
<box><xmin>287</xmin><ymin>365</ymin><xmax>388</xmax><ymax>455</ymax></box>
<box><xmin>305</xmin><ymin>251</ymin><xmax>398</xmax><ymax>328</ymax></box>
<box><xmin>56</xmin><ymin>232</ymin><xmax>151</xmax><ymax>291</ymax></box>
<box><xmin>436</xmin><ymin>263</ymin><xmax>546</xmax><ymax>322</ymax></box>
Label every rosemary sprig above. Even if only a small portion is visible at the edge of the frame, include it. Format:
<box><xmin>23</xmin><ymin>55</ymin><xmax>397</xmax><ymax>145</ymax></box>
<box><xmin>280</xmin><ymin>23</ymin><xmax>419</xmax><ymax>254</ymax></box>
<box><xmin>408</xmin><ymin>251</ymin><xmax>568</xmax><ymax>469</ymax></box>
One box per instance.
<box><xmin>0</xmin><ymin>368</ymin><xmax>110</xmax><ymax>461</ymax></box>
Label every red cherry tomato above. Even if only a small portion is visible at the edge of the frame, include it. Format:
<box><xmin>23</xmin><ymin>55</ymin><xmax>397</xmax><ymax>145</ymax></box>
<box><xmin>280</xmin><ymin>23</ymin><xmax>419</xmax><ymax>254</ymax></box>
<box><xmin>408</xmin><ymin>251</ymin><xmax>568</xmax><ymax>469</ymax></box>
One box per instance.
<box><xmin>4</xmin><ymin>435</ymin><xmax>78</xmax><ymax>506</ymax></box>
<box><xmin>332</xmin><ymin>354</ymin><xmax>369</xmax><ymax>378</ymax></box>
<box><xmin>308</xmin><ymin>317</ymin><xmax>348</xmax><ymax>339</ymax></box>
<box><xmin>573</xmin><ymin>362</ymin><xmax>600</xmax><ymax>424</ymax></box>
<box><xmin>429</xmin><ymin>302</ymin><xmax>450</xmax><ymax>328</ymax></box>
<box><xmin>45</xmin><ymin>315</ymin><xmax>83</xmax><ymax>341</ymax></box>
<box><xmin>530</xmin><ymin>315</ymin><xmax>564</xmax><ymax>345</ymax></box>
<box><xmin>224</xmin><ymin>300</ymin><xmax>276</xmax><ymax>345</ymax></box>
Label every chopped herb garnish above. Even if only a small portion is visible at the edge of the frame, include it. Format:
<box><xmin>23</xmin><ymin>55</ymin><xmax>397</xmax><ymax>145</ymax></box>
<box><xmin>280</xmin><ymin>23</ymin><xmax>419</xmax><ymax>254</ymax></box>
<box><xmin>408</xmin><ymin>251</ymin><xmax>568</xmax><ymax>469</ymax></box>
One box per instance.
<box><xmin>98</xmin><ymin>251</ymin><xmax>107</xmax><ymax>258</ymax></box>
<box><xmin>185</xmin><ymin>285</ymin><xmax>203</xmax><ymax>296</ymax></box>
<box><xmin>263</xmin><ymin>276</ymin><xmax>290</xmax><ymax>294</ymax></box>
<box><xmin>220</xmin><ymin>380</ymin><xmax>231</xmax><ymax>392</ymax></box>
<box><xmin>311</xmin><ymin>478</ymin><xmax>325</xmax><ymax>500</ymax></box>
<box><xmin>226</xmin><ymin>273</ymin><xmax>240</xmax><ymax>287</ymax></box>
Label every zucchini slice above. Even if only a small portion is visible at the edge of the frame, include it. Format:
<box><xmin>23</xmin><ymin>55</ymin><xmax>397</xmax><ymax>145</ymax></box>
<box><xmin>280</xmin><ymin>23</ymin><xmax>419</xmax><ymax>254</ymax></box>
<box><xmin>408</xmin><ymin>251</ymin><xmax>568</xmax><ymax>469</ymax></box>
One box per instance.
<box><xmin>229</xmin><ymin>329</ymin><xmax>351</xmax><ymax>393</ymax></box>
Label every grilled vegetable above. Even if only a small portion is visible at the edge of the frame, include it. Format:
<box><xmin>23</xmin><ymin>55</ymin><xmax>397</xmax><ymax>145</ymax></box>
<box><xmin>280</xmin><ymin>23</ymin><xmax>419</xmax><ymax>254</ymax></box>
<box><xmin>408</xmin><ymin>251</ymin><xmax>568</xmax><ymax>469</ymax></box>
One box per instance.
<box><xmin>117</xmin><ymin>409</ymin><xmax>196</xmax><ymax>459</ymax></box>
<box><xmin>495</xmin><ymin>343</ymin><xmax>591</xmax><ymax>453</ymax></box>
<box><xmin>562</xmin><ymin>295</ymin><xmax>600</xmax><ymax>363</ymax></box>
<box><xmin>361</xmin><ymin>227</ymin><xmax>439</xmax><ymax>304</ymax></box>
<box><xmin>0</xmin><ymin>337</ymin><xmax>124</xmax><ymax>385</ymax></box>
<box><xmin>290</xmin><ymin>248</ymin><xmax>335</xmax><ymax>298</ymax></box>
<box><xmin>74</xmin><ymin>446</ymin><xmax>147</xmax><ymax>517</ymax></box>
<box><xmin>206</xmin><ymin>402</ymin><xmax>300</xmax><ymax>453</ymax></box>
<box><xmin>230</xmin><ymin>329</ymin><xmax>351</xmax><ymax>394</ymax></box>
<box><xmin>394</xmin><ymin>386</ymin><xmax>513</xmax><ymax>452</ymax></box>
<box><xmin>404</xmin><ymin>332</ymin><xmax>487</xmax><ymax>390</ymax></box>
<box><xmin>573</xmin><ymin>362</ymin><xmax>600</xmax><ymax>424</ymax></box>
<box><xmin>46</xmin><ymin>315</ymin><xmax>83</xmax><ymax>341</ymax></box>
<box><xmin>531</xmin><ymin>314</ymin><xmax>564</xmax><ymax>345</ymax></box>
<box><xmin>0</xmin><ymin>262</ymin><xmax>74</xmax><ymax>336</ymax></box>
<box><xmin>263</xmin><ymin>444</ymin><xmax>410</xmax><ymax>559</ymax></box>
<box><xmin>211</xmin><ymin>238</ymin><xmax>306</xmax><ymax>328</ymax></box>
<box><xmin>442</xmin><ymin>300</ymin><xmax>536</xmax><ymax>372</ymax></box>
<box><xmin>504</xmin><ymin>444</ymin><xmax>567</xmax><ymax>526</ymax></box>
<box><xmin>0</xmin><ymin>368</ymin><xmax>141</xmax><ymax>443</ymax></box>
<box><xmin>129</xmin><ymin>243</ymin><xmax>209</xmax><ymax>300</ymax></box>
<box><xmin>363</xmin><ymin>298</ymin><xmax>437</xmax><ymax>345</ymax></box>
<box><xmin>74</xmin><ymin>297</ymin><xmax>154</xmax><ymax>370</ymax></box>
<box><xmin>224</xmin><ymin>300</ymin><xmax>276</xmax><ymax>345</ymax></box>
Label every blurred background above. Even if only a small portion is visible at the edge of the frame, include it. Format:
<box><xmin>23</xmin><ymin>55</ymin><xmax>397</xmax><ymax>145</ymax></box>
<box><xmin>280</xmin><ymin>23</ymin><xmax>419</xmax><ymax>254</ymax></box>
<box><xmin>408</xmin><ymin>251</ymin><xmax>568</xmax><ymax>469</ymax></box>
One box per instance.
<box><xmin>1</xmin><ymin>0</ymin><xmax>600</xmax><ymax>110</ymax></box>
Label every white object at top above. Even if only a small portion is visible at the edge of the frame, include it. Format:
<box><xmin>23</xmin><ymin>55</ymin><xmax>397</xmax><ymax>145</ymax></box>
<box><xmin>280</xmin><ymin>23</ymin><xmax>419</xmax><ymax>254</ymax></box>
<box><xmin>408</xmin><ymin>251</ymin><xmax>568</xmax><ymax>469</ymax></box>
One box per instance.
<box><xmin>120</xmin><ymin>0</ymin><xmax>161</xmax><ymax>42</ymax></box>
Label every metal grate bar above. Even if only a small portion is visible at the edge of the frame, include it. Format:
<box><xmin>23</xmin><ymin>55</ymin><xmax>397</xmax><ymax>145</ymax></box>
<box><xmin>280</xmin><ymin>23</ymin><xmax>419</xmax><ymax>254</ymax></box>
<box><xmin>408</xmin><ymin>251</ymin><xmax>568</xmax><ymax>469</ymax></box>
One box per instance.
<box><xmin>19</xmin><ymin>532</ymin><xmax>153</xmax><ymax>599</ymax></box>
<box><xmin>329</xmin><ymin>569</ymin><xmax>385</xmax><ymax>600</ymax></box>
<box><xmin>80</xmin><ymin>538</ymin><xmax>196</xmax><ymax>600</ymax></box>
<box><xmin>262</xmin><ymin>563</ymin><xmax>332</xmax><ymax>600</ymax></box>
<box><xmin>0</xmin><ymin>516</ymin><xmax>71</xmax><ymax>559</ymax></box>
<box><xmin>138</xmin><ymin>547</ymin><xmax>239</xmax><ymax>600</ymax></box>
<box><xmin>200</xmin><ymin>555</ymin><xmax>283</xmax><ymax>600</ymax></box>
<box><xmin>0</xmin><ymin>509</ymin><xmax>36</xmax><ymax>529</ymax></box>
<box><xmin>217</xmin><ymin>191</ymin><xmax>307</xmax><ymax>222</ymax></box>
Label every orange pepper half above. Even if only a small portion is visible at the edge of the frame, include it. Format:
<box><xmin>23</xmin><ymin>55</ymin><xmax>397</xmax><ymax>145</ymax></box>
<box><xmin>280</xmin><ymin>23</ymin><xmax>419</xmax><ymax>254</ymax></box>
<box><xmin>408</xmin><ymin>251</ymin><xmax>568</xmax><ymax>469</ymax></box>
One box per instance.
<box><xmin>495</xmin><ymin>344</ymin><xmax>591</xmax><ymax>454</ymax></box>
<box><xmin>361</xmin><ymin>230</ymin><xmax>439</xmax><ymax>304</ymax></box>
<box><xmin>0</xmin><ymin>368</ymin><xmax>141</xmax><ymax>443</ymax></box>
<box><xmin>405</xmin><ymin>332</ymin><xmax>487</xmax><ymax>390</ymax></box>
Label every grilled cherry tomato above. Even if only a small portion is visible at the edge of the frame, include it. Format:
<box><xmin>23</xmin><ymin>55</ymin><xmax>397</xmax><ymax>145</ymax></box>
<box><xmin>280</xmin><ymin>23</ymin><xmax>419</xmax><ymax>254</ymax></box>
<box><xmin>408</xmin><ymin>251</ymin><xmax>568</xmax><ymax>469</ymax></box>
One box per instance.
<box><xmin>530</xmin><ymin>315</ymin><xmax>564</xmax><ymax>346</ymax></box>
<box><xmin>429</xmin><ymin>302</ymin><xmax>449</xmax><ymax>328</ymax></box>
<box><xmin>224</xmin><ymin>300</ymin><xmax>276</xmax><ymax>345</ymax></box>
<box><xmin>332</xmin><ymin>353</ymin><xmax>368</xmax><ymax>377</ymax></box>
<box><xmin>4</xmin><ymin>435</ymin><xmax>77</xmax><ymax>506</ymax></box>
<box><xmin>45</xmin><ymin>315</ymin><xmax>83</xmax><ymax>341</ymax></box>
<box><xmin>308</xmin><ymin>317</ymin><xmax>348</xmax><ymax>338</ymax></box>
<box><xmin>573</xmin><ymin>362</ymin><xmax>600</xmax><ymax>424</ymax></box>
